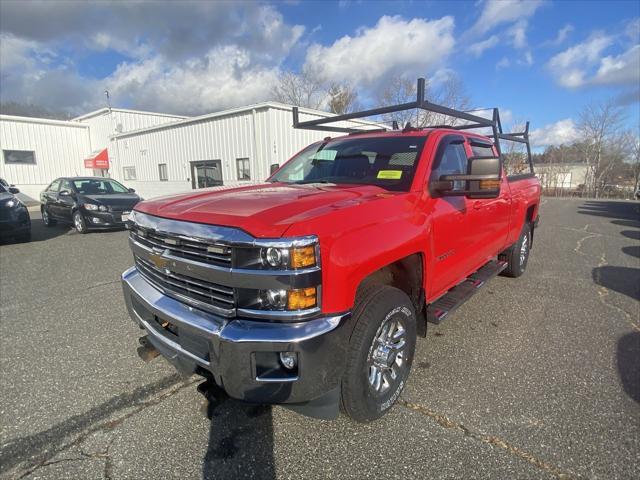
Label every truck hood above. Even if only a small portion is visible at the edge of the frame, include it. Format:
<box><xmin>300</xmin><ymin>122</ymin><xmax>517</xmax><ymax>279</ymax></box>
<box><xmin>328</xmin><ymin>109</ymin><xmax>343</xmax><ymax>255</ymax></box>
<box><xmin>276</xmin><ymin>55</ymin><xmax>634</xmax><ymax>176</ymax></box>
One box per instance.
<box><xmin>135</xmin><ymin>183</ymin><xmax>396</xmax><ymax>237</ymax></box>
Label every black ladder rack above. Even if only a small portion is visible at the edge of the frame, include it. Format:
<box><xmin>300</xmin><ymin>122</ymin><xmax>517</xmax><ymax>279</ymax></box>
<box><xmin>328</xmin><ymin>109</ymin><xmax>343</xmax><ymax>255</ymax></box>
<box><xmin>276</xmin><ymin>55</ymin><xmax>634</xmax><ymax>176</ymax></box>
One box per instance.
<box><xmin>292</xmin><ymin>77</ymin><xmax>533</xmax><ymax>173</ymax></box>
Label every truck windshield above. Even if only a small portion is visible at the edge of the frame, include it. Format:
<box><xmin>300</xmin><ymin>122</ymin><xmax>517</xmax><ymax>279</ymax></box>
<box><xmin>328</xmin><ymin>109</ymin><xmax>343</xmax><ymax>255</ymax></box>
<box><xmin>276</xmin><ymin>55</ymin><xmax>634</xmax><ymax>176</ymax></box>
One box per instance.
<box><xmin>269</xmin><ymin>136</ymin><xmax>427</xmax><ymax>192</ymax></box>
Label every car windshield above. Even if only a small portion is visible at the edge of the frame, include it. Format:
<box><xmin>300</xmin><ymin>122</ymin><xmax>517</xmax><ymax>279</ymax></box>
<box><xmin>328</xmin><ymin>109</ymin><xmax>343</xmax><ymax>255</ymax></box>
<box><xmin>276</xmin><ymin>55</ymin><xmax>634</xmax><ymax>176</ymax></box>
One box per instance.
<box><xmin>0</xmin><ymin>184</ymin><xmax>6</xmax><ymax>193</ymax></box>
<box><xmin>73</xmin><ymin>179</ymin><xmax>129</xmax><ymax>195</ymax></box>
<box><xmin>269</xmin><ymin>136</ymin><xmax>427</xmax><ymax>192</ymax></box>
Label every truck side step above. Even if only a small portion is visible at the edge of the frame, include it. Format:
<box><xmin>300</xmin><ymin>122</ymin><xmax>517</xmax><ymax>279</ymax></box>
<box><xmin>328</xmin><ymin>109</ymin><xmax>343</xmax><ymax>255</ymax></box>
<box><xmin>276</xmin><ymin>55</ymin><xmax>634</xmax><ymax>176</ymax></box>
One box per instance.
<box><xmin>426</xmin><ymin>260</ymin><xmax>507</xmax><ymax>325</ymax></box>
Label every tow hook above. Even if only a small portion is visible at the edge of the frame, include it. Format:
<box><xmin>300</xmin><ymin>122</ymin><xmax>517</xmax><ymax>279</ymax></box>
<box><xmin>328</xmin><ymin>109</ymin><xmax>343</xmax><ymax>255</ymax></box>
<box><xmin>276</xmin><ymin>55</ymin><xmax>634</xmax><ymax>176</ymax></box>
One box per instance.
<box><xmin>137</xmin><ymin>336</ymin><xmax>160</xmax><ymax>362</ymax></box>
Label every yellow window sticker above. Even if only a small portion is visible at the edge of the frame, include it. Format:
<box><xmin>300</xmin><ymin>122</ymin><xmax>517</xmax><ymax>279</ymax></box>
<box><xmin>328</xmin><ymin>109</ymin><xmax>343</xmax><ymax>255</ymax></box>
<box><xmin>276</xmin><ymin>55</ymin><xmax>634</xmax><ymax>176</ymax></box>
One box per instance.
<box><xmin>377</xmin><ymin>170</ymin><xmax>402</xmax><ymax>180</ymax></box>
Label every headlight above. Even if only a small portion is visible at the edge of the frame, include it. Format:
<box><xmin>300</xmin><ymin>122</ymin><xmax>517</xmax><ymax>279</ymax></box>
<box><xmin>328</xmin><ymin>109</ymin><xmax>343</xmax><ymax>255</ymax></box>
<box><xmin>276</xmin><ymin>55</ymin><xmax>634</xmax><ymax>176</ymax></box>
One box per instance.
<box><xmin>260</xmin><ymin>245</ymin><xmax>316</xmax><ymax>269</ymax></box>
<box><xmin>84</xmin><ymin>203</ymin><xmax>107</xmax><ymax>211</ymax></box>
<box><xmin>5</xmin><ymin>199</ymin><xmax>20</xmax><ymax>208</ymax></box>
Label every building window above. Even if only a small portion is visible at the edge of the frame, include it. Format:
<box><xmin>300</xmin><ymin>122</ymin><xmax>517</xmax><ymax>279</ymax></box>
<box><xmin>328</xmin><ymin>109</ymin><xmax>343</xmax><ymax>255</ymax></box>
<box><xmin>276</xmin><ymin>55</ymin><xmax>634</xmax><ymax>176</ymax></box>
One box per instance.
<box><xmin>236</xmin><ymin>158</ymin><xmax>250</xmax><ymax>180</ymax></box>
<box><xmin>123</xmin><ymin>166</ymin><xmax>136</xmax><ymax>181</ymax></box>
<box><xmin>3</xmin><ymin>150</ymin><xmax>36</xmax><ymax>164</ymax></box>
<box><xmin>158</xmin><ymin>163</ymin><xmax>168</xmax><ymax>181</ymax></box>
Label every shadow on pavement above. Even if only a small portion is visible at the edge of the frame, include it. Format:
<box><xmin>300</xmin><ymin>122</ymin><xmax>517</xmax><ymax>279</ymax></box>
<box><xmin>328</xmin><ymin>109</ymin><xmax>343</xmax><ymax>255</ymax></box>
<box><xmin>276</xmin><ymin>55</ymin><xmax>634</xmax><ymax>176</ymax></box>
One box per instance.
<box><xmin>577</xmin><ymin>200</ymin><xmax>640</xmax><ymax>222</ymax></box>
<box><xmin>592</xmin><ymin>266</ymin><xmax>640</xmax><ymax>301</ymax></box>
<box><xmin>28</xmin><ymin>219</ymin><xmax>71</xmax><ymax>242</ymax></box>
<box><xmin>202</xmin><ymin>389</ymin><xmax>276</xmax><ymax>480</ymax></box>
<box><xmin>621</xmin><ymin>246</ymin><xmax>640</xmax><ymax>259</ymax></box>
<box><xmin>617</xmin><ymin>332</ymin><xmax>640</xmax><ymax>403</ymax></box>
<box><xmin>621</xmin><ymin>230</ymin><xmax>640</xmax><ymax>241</ymax></box>
<box><xmin>611</xmin><ymin>219</ymin><xmax>640</xmax><ymax>229</ymax></box>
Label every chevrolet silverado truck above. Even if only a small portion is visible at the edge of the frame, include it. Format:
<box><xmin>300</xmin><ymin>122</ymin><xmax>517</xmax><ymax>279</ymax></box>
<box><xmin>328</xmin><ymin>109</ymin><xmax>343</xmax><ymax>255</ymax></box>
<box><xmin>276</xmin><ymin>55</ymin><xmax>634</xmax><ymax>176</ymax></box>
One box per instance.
<box><xmin>121</xmin><ymin>79</ymin><xmax>541</xmax><ymax>422</ymax></box>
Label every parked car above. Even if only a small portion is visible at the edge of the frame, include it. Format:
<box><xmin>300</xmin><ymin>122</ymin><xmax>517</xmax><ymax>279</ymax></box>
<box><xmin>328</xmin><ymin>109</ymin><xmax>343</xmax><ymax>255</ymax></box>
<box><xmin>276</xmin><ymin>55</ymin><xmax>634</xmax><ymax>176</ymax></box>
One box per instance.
<box><xmin>0</xmin><ymin>183</ymin><xmax>31</xmax><ymax>242</ymax></box>
<box><xmin>40</xmin><ymin>177</ymin><xmax>141</xmax><ymax>233</ymax></box>
<box><xmin>121</xmin><ymin>80</ymin><xmax>541</xmax><ymax>422</ymax></box>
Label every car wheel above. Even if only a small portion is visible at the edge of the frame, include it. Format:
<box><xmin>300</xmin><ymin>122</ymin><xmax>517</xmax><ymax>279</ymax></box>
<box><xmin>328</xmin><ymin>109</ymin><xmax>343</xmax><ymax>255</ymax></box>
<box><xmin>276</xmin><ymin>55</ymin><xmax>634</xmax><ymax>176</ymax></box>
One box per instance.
<box><xmin>341</xmin><ymin>284</ymin><xmax>416</xmax><ymax>422</ymax></box>
<box><xmin>42</xmin><ymin>207</ymin><xmax>56</xmax><ymax>226</ymax></box>
<box><xmin>73</xmin><ymin>211</ymin><xmax>88</xmax><ymax>234</ymax></box>
<box><xmin>500</xmin><ymin>222</ymin><xmax>531</xmax><ymax>278</ymax></box>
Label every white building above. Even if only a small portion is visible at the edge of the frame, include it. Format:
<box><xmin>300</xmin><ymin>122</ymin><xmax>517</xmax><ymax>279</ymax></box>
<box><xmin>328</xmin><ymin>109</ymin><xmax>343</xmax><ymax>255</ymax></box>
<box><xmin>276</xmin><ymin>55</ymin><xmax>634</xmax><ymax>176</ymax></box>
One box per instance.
<box><xmin>535</xmin><ymin>163</ymin><xmax>588</xmax><ymax>193</ymax></box>
<box><xmin>0</xmin><ymin>103</ymin><xmax>377</xmax><ymax>203</ymax></box>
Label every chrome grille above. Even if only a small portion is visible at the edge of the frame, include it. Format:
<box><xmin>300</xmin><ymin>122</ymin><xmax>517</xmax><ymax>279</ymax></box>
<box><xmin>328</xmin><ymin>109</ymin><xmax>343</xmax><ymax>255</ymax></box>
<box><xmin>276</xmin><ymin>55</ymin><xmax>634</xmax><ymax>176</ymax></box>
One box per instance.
<box><xmin>129</xmin><ymin>226</ymin><xmax>232</xmax><ymax>267</ymax></box>
<box><xmin>134</xmin><ymin>255</ymin><xmax>235</xmax><ymax>316</ymax></box>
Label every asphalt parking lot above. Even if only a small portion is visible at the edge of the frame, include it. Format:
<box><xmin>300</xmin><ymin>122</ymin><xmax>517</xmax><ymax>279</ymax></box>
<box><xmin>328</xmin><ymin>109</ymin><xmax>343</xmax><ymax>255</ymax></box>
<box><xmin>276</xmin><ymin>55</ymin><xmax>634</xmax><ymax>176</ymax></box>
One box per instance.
<box><xmin>0</xmin><ymin>197</ymin><xmax>638</xmax><ymax>480</ymax></box>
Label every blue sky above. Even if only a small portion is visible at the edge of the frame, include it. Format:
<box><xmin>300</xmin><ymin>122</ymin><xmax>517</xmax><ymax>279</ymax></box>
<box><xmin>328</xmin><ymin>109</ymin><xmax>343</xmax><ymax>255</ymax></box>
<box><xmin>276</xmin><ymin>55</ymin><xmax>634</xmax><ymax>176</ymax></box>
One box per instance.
<box><xmin>0</xmin><ymin>0</ymin><xmax>638</xmax><ymax>148</ymax></box>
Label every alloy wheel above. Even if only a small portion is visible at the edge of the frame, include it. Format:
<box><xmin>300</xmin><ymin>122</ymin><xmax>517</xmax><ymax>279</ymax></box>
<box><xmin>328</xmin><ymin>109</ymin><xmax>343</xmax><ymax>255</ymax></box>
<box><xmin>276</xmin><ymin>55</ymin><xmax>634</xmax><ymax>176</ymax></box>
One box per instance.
<box><xmin>367</xmin><ymin>316</ymin><xmax>407</xmax><ymax>394</ymax></box>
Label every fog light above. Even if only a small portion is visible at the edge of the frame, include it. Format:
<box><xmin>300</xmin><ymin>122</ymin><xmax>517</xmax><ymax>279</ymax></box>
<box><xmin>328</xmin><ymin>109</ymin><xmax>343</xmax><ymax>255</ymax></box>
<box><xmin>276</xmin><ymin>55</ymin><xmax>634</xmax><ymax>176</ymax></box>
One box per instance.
<box><xmin>262</xmin><ymin>289</ymin><xmax>287</xmax><ymax>309</ymax></box>
<box><xmin>279</xmin><ymin>352</ymin><xmax>297</xmax><ymax>369</ymax></box>
<box><xmin>91</xmin><ymin>217</ymin><xmax>103</xmax><ymax>224</ymax></box>
<box><xmin>287</xmin><ymin>287</ymin><xmax>317</xmax><ymax>310</ymax></box>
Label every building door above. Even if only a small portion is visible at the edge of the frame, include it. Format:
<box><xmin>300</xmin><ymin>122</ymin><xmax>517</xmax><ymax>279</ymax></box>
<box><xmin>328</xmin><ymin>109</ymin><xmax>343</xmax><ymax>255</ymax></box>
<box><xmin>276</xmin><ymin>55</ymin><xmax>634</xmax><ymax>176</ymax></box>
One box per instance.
<box><xmin>191</xmin><ymin>160</ymin><xmax>223</xmax><ymax>189</ymax></box>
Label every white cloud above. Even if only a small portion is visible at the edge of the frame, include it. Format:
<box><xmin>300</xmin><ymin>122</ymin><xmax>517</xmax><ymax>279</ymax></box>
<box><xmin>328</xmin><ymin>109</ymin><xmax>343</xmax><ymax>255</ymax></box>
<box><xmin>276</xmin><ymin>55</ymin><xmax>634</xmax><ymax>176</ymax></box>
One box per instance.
<box><xmin>547</xmin><ymin>33</ymin><xmax>639</xmax><ymax>88</ymax></box>
<box><xmin>468</xmin><ymin>0</ymin><xmax>545</xmax><ymax>36</ymax></box>
<box><xmin>0</xmin><ymin>2</ymin><xmax>304</xmax><ymax>115</ymax></box>
<box><xmin>546</xmin><ymin>24</ymin><xmax>574</xmax><ymax>46</ymax></box>
<box><xmin>467</xmin><ymin>35</ymin><xmax>499</xmax><ymax>57</ymax></box>
<box><xmin>530</xmin><ymin>119</ymin><xmax>580</xmax><ymax>147</ymax></box>
<box><xmin>496</xmin><ymin>57</ymin><xmax>511</xmax><ymax>69</ymax></box>
<box><xmin>593</xmin><ymin>45</ymin><xmax>640</xmax><ymax>86</ymax></box>
<box><xmin>507</xmin><ymin>20</ymin><xmax>528</xmax><ymax>48</ymax></box>
<box><xmin>304</xmin><ymin>15</ymin><xmax>455</xmax><ymax>87</ymax></box>
<box><xmin>105</xmin><ymin>47</ymin><xmax>281</xmax><ymax>115</ymax></box>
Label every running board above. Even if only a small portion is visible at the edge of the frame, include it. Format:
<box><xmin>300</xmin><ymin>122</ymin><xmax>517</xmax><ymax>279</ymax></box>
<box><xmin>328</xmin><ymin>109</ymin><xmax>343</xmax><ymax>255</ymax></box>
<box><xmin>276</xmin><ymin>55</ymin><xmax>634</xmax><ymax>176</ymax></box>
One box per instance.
<box><xmin>426</xmin><ymin>260</ymin><xmax>508</xmax><ymax>325</ymax></box>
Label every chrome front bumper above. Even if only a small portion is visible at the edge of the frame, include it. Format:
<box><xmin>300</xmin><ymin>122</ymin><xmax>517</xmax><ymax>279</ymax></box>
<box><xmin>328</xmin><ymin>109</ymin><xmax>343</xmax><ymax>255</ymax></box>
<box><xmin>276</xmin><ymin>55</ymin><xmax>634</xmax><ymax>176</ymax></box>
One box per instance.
<box><xmin>122</xmin><ymin>266</ymin><xmax>350</xmax><ymax>407</ymax></box>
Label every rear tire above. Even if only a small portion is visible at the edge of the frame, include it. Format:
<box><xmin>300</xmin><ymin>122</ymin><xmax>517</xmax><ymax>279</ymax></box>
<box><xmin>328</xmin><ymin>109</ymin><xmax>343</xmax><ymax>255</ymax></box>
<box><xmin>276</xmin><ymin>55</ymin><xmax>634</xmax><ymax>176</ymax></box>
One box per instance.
<box><xmin>73</xmin><ymin>211</ymin><xmax>88</xmax><ymax>234</ymax></box>
<box><xmin>500</xmin><ymin>222</ymin><xmax>531</xmax><ymax>278</ymax></box>
<box><xmin>42</xmin><ymin>207</ymin><xmax>56</xmax><ymax>226</ymax></box>
<box><xmin>341</xmin><ymin>284</ymin><xmax>416</xmax><ymax>422</ymax></box>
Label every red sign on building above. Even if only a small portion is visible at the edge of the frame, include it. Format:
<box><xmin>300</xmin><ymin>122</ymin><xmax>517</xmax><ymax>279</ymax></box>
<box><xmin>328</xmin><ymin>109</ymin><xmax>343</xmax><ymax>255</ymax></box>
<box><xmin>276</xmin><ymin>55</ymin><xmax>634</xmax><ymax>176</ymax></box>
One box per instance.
<box><xmin>84</xmin><ymin>149</ymin><xmax>109</xmax><ymax>169</ymax></box>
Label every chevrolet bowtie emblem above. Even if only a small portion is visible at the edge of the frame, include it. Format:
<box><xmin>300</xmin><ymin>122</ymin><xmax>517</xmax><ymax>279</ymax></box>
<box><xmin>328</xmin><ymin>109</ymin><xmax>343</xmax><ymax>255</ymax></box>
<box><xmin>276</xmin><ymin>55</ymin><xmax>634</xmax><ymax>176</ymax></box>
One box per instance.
<box><xmin>149</xmin><ymin>253</ymin><xmax>169</xmax><ymax>270</ymax></box>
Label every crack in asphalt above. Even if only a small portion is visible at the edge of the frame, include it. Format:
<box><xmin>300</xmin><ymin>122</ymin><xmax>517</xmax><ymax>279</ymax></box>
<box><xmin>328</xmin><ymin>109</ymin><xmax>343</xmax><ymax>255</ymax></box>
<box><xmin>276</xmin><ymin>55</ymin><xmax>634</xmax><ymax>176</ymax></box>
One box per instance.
<box><xmin>1</xmin><ymin>374</ymin><xmax>196</xmax><ymax>478</ymax></box>
<box><xmin>572</xmin><ymin>225</ymin><xmax>640</xmax><ymax>332</ymax></box>
<box><xmin>398</xmin><ymin>399</ymin><xmax>581</xmax><ymax>479</ymax></box>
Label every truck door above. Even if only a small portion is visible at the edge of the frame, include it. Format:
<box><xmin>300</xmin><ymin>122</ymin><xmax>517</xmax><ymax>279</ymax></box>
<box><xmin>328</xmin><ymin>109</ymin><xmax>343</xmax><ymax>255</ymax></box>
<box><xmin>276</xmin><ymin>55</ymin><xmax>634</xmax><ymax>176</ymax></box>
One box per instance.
<box><xmin>466</xmin><ymin>140</ymin><xmax>511</xmax><ymax>261</ymax></box>
<box><xmin>427</xmin><ymin>135</ymin><xmax>480</xmax><ymax>297</ymax></box>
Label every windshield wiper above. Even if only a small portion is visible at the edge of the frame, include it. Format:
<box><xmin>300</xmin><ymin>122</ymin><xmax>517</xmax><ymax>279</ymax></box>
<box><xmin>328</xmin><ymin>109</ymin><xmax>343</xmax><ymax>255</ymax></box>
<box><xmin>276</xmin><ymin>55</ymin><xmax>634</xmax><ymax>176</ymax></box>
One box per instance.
<box><xmin>294</xmin><ymin>179</ymin><xmax>333</xmax><ymax>184</ymax></box>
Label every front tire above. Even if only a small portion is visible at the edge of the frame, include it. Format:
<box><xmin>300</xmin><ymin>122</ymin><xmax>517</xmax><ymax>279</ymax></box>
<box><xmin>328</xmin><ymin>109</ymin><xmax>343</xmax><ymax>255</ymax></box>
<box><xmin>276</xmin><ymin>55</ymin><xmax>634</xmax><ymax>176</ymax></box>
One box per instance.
<box><xmin>341</xmin><ymin>284</ymin><xmax>417</xmax><ymax>422</ymax></box>
<box><xmin>73</xmin><ymin>211</ymin><xmax>88</xmax><ymax>234</ymax></box>
<box><xmin>500</xmin><ymin>222</ymin><xmax>531</xmax><ymax>278</ymax></box>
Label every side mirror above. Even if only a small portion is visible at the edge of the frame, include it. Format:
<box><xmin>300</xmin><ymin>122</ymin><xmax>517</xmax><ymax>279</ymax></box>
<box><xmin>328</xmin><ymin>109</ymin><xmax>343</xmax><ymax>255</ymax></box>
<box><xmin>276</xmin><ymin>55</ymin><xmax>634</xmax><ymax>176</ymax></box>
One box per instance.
<box><xmin>270</xmin><ymin>163</ymin><xmax>280</xmax><ymax>174</ymax></box>
<box><xmin>432</xmin><ymin>156</ymin><xmax>501</xmax><ymax>199</ymax></box>
<box><xmin>128</xmin><ymin>188</ymin><xmax>136</xmax><ymax>193</ymax></box>
<box><xmin>8</xmin><ymin>186</ymin><xmax>20</xmax><ymax>194</ymax></box>
<box><xmin>59</xmin><ymin>190</ymin><xmax>71</xmax><ymax>197</ymax></box>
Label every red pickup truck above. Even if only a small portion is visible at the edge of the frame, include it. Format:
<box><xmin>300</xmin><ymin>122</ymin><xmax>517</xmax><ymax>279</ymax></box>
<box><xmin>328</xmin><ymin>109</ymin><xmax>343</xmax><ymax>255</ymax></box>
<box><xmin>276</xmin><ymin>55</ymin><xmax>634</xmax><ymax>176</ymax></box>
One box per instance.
<box><xmin>122</xmin><ymin>80</ymin><xmax>541</xmax><ymax>421</ymax></box>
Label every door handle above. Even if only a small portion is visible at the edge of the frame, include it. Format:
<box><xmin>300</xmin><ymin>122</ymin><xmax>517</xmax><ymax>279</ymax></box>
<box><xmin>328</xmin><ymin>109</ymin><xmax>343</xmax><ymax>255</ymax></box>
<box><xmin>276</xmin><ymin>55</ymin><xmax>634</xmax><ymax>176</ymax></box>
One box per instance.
<box><xmin>472</xmin><ymin>201</ymin><xmax>483</xmax><ymax>210</ymax></box>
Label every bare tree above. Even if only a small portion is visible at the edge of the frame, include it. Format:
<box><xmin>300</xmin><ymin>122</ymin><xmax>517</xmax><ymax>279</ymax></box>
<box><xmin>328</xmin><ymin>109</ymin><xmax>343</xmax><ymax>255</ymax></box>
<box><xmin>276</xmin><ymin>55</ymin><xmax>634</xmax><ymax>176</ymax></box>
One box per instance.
<box><xmin>577</xmin><ymin>100</ymin><xmax>626</xmax><ymax>197</ymax></box>
<box><xmin>271</xmin><ymin>71</ymin><xmax>325</xmax><ymax>110</ymax></box>
<box><xmin>375</xmin><ymin>75</ymin><xmax>471</xmax><ymax>129</ymax></box>
<box><xmin>327</xmin><ymin>83</ymin><xmax>359</xmax><ymax>115</ymax></box>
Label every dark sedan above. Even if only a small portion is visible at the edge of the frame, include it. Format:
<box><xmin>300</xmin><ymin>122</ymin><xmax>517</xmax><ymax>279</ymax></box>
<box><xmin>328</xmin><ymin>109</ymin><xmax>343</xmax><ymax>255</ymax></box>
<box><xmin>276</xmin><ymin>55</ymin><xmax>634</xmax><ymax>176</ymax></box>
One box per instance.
<box><xmin>0</xmin><ymin>184</ymin><xmax>31</xmax><ymax>242</ymax></box>
<box><xmin>40</xmin><ymin>177</ymin><xmax>141</xmax><ymax>233</ymax></box>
